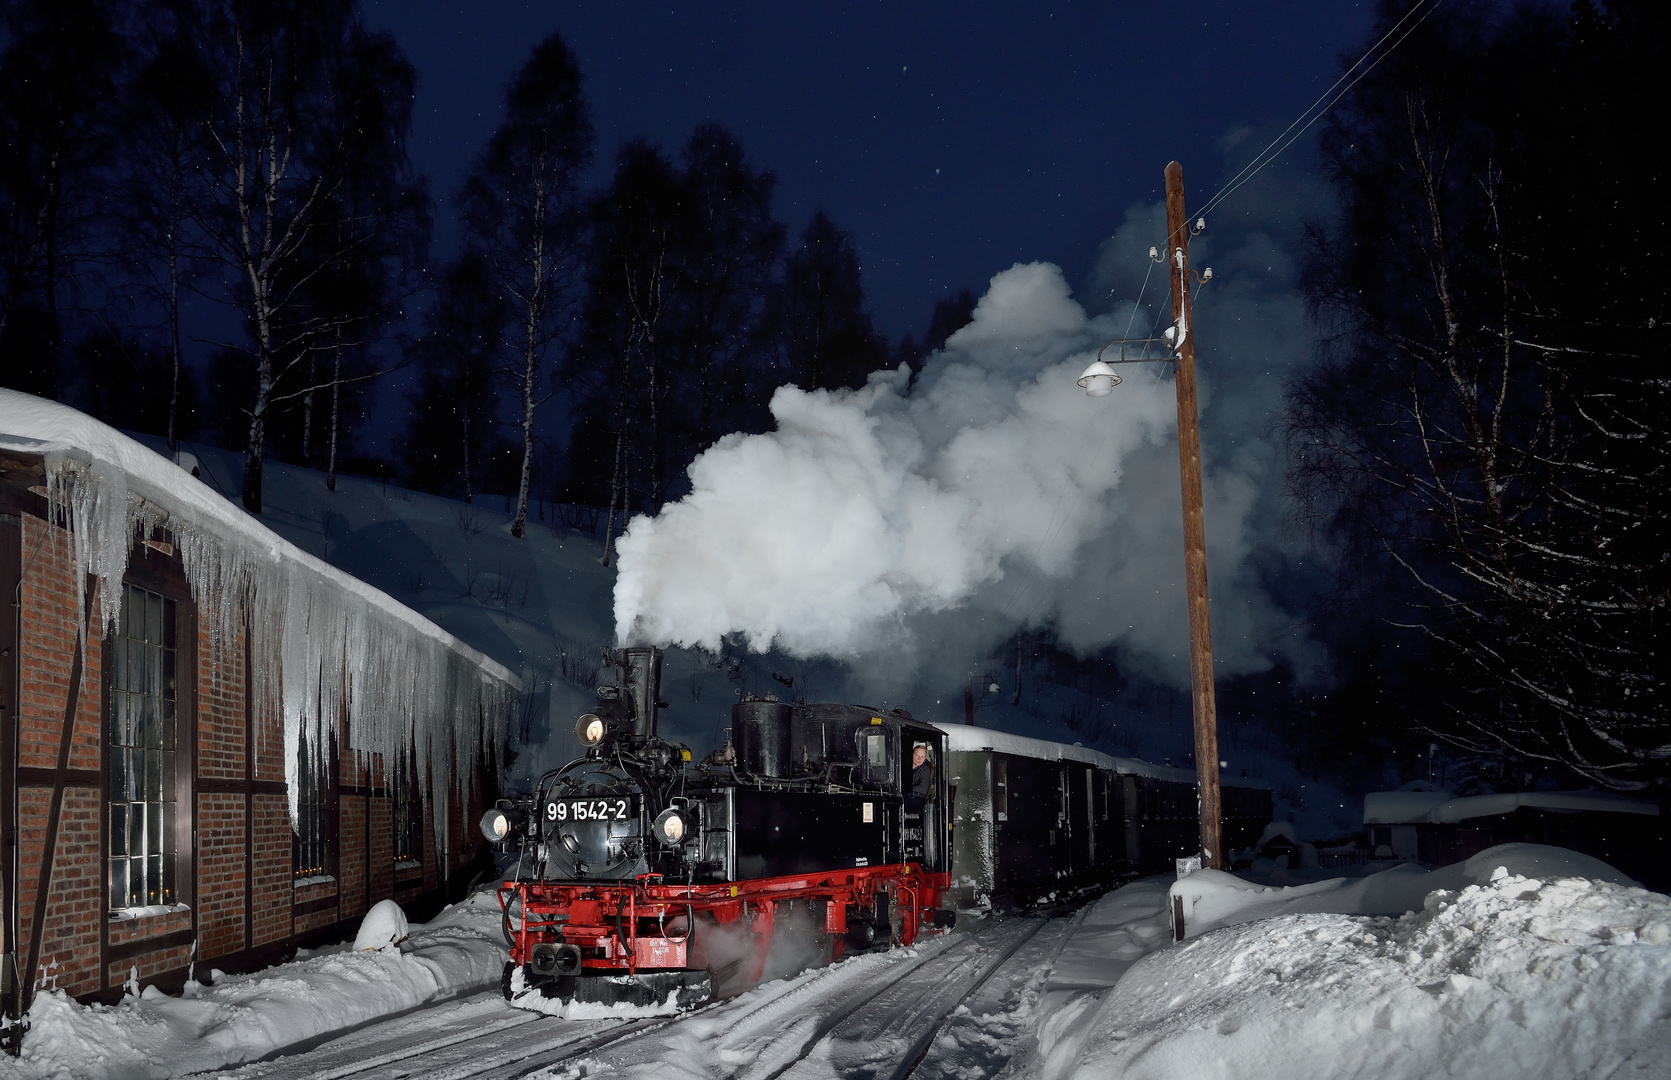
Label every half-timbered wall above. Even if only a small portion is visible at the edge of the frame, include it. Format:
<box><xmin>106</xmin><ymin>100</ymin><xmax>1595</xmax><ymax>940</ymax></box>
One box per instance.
<box><xmin>0</xmin><ymin>463</ymin><xmax>490</xmax><ymax>1012</ymax></box>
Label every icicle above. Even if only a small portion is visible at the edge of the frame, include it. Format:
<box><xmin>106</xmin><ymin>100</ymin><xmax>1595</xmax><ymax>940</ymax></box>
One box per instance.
<box><xmin>35</xmin><ymin>429</ymin><xmax>517</xmax><ymax>849</ymax></box>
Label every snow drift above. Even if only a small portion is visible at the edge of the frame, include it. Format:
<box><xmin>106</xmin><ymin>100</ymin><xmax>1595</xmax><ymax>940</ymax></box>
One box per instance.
<box><xmin>613</xmin><ymin>262</ymin><xmax>1312</xmax><ymax>692</ymax></box>
<box><xmin>10</xmin><ymin>892</ymin><xmax>505</xmax><ymax>1077</ymax></box>
<box><xmin>1044</xmin><ymin>859</ymin><xmax>1671</xmax><ymax>1080</ymax></box>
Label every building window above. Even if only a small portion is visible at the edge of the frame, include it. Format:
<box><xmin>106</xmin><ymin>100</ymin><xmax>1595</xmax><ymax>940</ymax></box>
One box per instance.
<box><xmin>108</xmin><ymin>583</ymin><xmax>177</xmax><ymax>909</ymax></box>
<box><xmin>293</xmin><ymin>730</ymin><xmax>335</xmax><ymax>879</ymax></box>
<box><xmin>392</xmin><ymin>752</ymin><xmax>420</xmax><ymax>866</ymax></box>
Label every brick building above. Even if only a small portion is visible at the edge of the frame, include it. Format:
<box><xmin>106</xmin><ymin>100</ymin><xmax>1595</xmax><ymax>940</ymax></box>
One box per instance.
<box><xmin>0</xmin><ymin>391</ymin><xmax>519</xmax><ymax>1023</ymax></box>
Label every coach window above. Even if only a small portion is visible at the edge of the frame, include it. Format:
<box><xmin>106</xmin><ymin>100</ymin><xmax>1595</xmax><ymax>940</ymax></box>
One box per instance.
<box><xmin>108</xmin><ymin>583</ymin><xmax>179</xmax><ymax>909</ymax></box>
<box><xmin>993</xmin><ymin>759</ymin><xmax>1008</xmax><ymax>822</ymax></box>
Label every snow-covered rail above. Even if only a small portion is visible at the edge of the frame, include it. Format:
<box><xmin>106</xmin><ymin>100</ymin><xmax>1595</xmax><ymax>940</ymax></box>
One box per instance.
<box><xmin>769</xmin><ymin>914</ymin><xmax>1053</xmax><ymax>1080</ymax></box>
<box><xmin>518</xmin><ymin>904</ymin><xmax>1090</xmax><ymax>1080</ymax></box>
<box><xmin>204</xmin><ymin>904</ymin><xmax>1096</xmax><ymax>1080</ymax></box>
<box><xmin>207</xmin><ymin>993</ymin><xmax>673</xmax><ymax>1080</ymax></box>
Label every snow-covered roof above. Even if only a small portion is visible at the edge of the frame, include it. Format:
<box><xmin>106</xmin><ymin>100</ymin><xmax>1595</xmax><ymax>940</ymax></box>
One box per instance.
<box><xmin>1365</xmin><ymin>789</ymin><xmax>1660</xmax><ymax>825</ymax></box>
<box><xmin>0</xmin><ymin>392</ymin><xmax>514</xmax><ymax>688</ymax></box>
<box><xmin>0</xmin><ymin>389</ymin><xmax>518</xmax><ymax>827</ymax></box>
<box><xmin>934</xmin><ymin>722</ymin><xmax>1269</xmax><ymax>787</ymax></box>
<box><xmin>1362</xmin><ymin>790</ymin><xmax>1455</xmax><ymax>825</ymax></box>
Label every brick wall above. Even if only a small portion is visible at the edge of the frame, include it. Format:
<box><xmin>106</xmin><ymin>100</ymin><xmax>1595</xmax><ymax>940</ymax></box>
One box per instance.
<box><xmin>252</xmin><ymin>796</ymin><xmax>291</xmax><ymax>948</ymax></box>
<box><xmin>17</xmin><ymin>512</ymin><xmax>107</xmax><ymax>998</ymax></box>
<box><xmin>194</xmin><ymin>791</ymin><xmax>244</xmax><ymax>960</ymax></box>
<box><xmin>17</xmin><ymin>515</ymin><xmax>102</xmax><ymax>774</ymax></box>
<box><xmin>5</xmin><ymin>479</ymin><xmax>494</xmax><ymax>1006</ymax></box>
<box><xmin>195</xmin><ymin>621</ymin><xmax>245</xmax><ymax>783</ymax></box>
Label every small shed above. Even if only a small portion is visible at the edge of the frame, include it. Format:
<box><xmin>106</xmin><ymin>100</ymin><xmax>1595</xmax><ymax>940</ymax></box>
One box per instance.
<box><xmin>0</xmin><ymin>390</ymin><xmax>519</xmax><ymax>1019</ymax></box>
<box><xmin>1364</xmin><ymin>788</ymin><xmax>1664</xmax><ymax>888</ymax></box>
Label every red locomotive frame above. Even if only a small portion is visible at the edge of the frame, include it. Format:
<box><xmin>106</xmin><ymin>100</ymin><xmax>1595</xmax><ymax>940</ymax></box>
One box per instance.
<box><xmin>500</xmin><ymin>862</ymin><xmax>952</xmax><ymax>989</ymax></box>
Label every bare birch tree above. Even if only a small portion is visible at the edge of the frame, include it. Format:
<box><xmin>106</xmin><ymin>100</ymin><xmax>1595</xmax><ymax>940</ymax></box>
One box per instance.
<box><xmin>459</xmin><ymin>32</ymin><xmax>593</xmax><ymax>539</ymax></box>
<box><xmin>194</xmin><ymin>0</ymin><xmax>423</xmax><ymax>513</ymax></box>
<box><xmin>576</xmin><ymin>141</ymin><xmax>687</xmax><ymax>564</ymax></box>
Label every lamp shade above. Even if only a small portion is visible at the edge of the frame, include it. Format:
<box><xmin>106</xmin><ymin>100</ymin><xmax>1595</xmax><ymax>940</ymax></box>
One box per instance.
<box><xmin>1077</xmin><ymin>360</ymin><xmax>1122</xmax><ymax>397</ymax></box>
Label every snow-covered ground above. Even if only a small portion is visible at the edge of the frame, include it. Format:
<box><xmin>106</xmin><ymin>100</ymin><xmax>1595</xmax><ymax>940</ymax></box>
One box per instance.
<box><xmin>6</xmin><ymin>849</ymin><xmax>1664</xmax><ymax>1076</ymax></box>
<box><xmin>0</xmin><ymin>893</ymin><xmax>506</xmax><ymax>1079</ymax></box>
<box><xmin>8</xmin><ymin>844</ymin><xmax>1659</xmax><ymax>1080</ymax></box>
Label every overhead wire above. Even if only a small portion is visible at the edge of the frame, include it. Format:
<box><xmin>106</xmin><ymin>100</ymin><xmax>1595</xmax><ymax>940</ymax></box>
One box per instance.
<box><xmin>989</xmin><ymin>5</ymin><xmax>1448</xmax><ymax>655</ymax></box>
<box><xmin>1194</xmin><ymin>0</ymin><xmax>1446</xmax><ymax>222</ymax></box>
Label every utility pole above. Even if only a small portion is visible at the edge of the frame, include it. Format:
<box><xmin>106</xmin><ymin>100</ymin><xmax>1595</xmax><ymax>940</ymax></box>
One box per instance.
<box><xmin>1163</xmin><ymin>160</ymin><xmax>1224</xmax><ymax>870</ymax></box>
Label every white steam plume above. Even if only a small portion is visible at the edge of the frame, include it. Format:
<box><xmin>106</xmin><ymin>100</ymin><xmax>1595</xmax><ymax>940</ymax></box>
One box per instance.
<box><xmin>614</xmin><ymin>256</ymin><xmax>1315</xmax><ymax>693</ymax></box>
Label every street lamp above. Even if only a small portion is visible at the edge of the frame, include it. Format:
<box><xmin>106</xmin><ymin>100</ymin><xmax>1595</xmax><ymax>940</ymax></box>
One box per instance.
<box><xmin>1076</xmin><ymin>359</ymin><xmax>1122</xmax><ymax>396</ymax></box>
<box><xmin>1080</xmin><ymin>160</ymin><xmax>1224</xmax><ymax>871</ymax></box>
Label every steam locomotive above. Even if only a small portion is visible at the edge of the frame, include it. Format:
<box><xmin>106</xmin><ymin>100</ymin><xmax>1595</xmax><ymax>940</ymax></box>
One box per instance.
<box><xmin>482</xmin><ymin>647</ymin><xmax>1271</xmax><ymax>1012</ymax></box>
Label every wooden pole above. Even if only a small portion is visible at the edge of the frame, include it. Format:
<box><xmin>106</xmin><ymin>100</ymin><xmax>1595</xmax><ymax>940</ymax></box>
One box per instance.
<box><xmin>1163</xmin><ymin>161</ymin><xmax>1224</xmax><ymax>870</ymax></box>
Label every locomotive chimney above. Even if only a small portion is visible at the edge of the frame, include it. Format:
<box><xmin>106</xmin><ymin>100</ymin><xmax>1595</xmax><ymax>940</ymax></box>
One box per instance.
<box><xmin>619</xmin><ymin>646</ymin><xmax>664</xmax><ymax>738</ymax></box>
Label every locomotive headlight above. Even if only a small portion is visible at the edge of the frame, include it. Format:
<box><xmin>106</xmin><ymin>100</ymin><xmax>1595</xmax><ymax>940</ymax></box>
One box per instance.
<box><xmin>652</xmin><ymin>808</ymin><xmax>689</xmax><ymax>846</ymax></box>
<box><xmin>576</xmin><ymin>713</ymin><xmax>607</xmax><ymax>746</ymax></box>
<box><xmin>479</xmin><ymin>808</ymin><xmax>511</xmax><ymax>843</ymax></box>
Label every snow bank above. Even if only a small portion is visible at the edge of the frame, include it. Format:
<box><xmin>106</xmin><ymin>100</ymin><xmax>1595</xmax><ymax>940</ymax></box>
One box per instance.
<box><xmin>352</xmin><ymin>899</ymin><xmax>411</xmax><ymax>952</ymax></box>
<box><xmin>1046</xmin><ymin>880</ymin><xmax>1175</xmax><ymax>993</ymax></box>
<box><xmin>3</xmin><ymin>893</ymin><xmax>506</xmax><ymax>1079</ymax></box>
<box><xmin>0</xmin><ymin>390</ymin><xmax>517</xmax><ymax>834</ymax></box>
<box><xmin>1054</xmin><ymin>866</ymin><xmax>1671</xmax><ymax>1080</ymax></box>
<box><xmin>1170</xmin><ymin>843</ymin><xmax>1642</xmax><ymax>940</ymax></box>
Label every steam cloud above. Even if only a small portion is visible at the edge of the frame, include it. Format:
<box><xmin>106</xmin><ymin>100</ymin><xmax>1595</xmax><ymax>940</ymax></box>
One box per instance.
<box><xmin>615</xmin><ymin>230</ymin><xmax>1317</xmax><ymax>694</ymax></box>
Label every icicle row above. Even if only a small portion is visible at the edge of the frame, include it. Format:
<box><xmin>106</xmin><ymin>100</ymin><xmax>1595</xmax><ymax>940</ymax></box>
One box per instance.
<box><xmin>43</xmin><ymin>453</ymin><xmax>517</xmax><ymax>850</ymax></box>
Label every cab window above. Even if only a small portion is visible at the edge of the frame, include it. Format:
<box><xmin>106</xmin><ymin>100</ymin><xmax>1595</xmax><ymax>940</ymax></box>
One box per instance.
<box><xmin>856</xmin><ymin>728</ymin><xmax>892</xmax><ymax>787</ymax></box>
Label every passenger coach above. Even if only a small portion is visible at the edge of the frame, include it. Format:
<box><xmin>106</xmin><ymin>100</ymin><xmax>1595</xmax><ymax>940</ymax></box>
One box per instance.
<box><xmin>941</xmin><ymin>726</ymin><xmax>1272</xmax><ymax>907</ymax></box>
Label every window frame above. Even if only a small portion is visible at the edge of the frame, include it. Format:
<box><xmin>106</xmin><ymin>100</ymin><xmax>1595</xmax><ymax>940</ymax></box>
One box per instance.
<box><xmin>104</xmin><ymin>553</ymin><xmax>196</xmax><ymax>918</ymax></box>
<box><xmin>391</xmin><ymin>748</ymin><xmax>422</xmax><ymax>873</ymax></box>
<box><xmin>292</xmin><ymin>726</ymin><xmax>339</xmax><ymax>881</ymax></box>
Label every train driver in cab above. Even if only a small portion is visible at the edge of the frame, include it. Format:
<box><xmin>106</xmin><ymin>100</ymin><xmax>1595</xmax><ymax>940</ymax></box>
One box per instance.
<box><xmin>910</xmin><ymin>743</ymin><xmax>936</xmax><ymax>803</ymax></box>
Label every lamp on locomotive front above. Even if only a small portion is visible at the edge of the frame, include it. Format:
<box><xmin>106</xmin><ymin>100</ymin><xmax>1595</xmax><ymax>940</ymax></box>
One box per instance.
<box><xmin>480</xmin><ymin>808</ymin><xmax>511</xmax><ymax>843</ymax></box>
<box><xmin>479</xmin><ymin>802</ymin><xmax>528</xmax><ymax>844</ymax></box>
<box><xmin>576</xmin><ymin>712</ymin><xmax>607</xmax><ymax>747</ymax></box>
<box><xmin>1077</xmin><ymin>359</ymin><xmax>1122</xmax><ymax>397</ymax></box>
<box><xmin>651</xmin><ymin>807</ymin><xmax>690</xmax><ymax>846</ymax></box>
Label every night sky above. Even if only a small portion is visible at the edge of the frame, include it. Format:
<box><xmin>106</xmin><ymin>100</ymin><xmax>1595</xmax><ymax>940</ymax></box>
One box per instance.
<box><xmin>361</xmin><ymin>1</ymin><xmax>1374</xmax><ymax>338</ymax></box>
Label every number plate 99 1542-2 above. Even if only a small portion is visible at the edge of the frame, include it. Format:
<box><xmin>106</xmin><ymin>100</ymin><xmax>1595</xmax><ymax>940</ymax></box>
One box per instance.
<box><xmin>545</xmin><ymin>797</ymin><xmax>635</xmax><ymax>823</ymax></box>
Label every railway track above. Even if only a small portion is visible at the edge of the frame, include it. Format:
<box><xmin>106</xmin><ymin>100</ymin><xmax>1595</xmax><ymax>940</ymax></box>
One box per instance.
<box><xmin>212</xmin><ymin>902</ymin><xmax>1093</xmax><ymax>1080</ymax></box>
<box><xmin>763</xmin><ymin>913</ymin><xmax>1054</xmax><ymax>1080</ymax></box>
<box><xmin>211</xmin><ymin>993</ymin><xmax>673</xmax><ymax>1080</ymax></box>
<box><xmin>518</xmin><ymin>902</ymin><xmax>1090</xmax><ymax>1080</ymax></box>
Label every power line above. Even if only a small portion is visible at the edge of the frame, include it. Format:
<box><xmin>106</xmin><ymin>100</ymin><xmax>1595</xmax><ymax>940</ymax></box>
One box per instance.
<box><xmin>1194</xmin><ymin>0</ymin><xmax>1447</xmax><ymax>221</ymax></box>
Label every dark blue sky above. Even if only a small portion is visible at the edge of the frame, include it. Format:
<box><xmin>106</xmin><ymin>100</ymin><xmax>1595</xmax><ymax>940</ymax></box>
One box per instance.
<box><xmin>361</xmin><ymin>1</ymin><xmax>1374</xmax><ymax>339</ymax></box>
